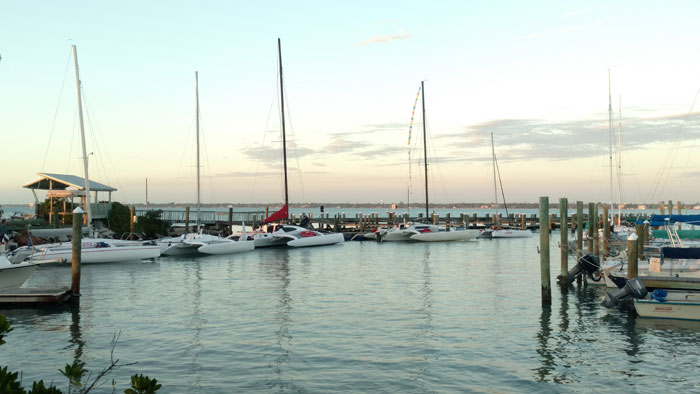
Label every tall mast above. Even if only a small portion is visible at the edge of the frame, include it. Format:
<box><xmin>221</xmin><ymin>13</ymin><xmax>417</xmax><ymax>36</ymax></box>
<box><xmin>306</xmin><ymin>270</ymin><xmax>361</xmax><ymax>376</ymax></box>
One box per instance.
<box><xmin>491</xmin><ymin>132</ymin><xmax>498</xmax><ymax>208</ymax></box>
<box><xmin>278</xmin><ymin>38</ymin><xmax>289</xmax><ymax>220</ymax></box>
<box><xmin>607</xmin><ymin>69</ymin><xmax>614</xmax><ymax>223</ymax></box>
<box><xmin>195</xmin><ymin>71</ymin><xmax>201</xmax><ymax>232</ymax></box>
<box><xmin>617</xmin><ymin>95</ymin><xmax>623</xmax><ymax>226</ymax></box>
<box><xmin>421</xmin><ymin>80</ymin><xmax>428</xmax><ymax>219</ymax></box>
<box><xmin>72</xmin><ymin>45</ymin><xmax>92</xmax><ymax>227</ymax></box>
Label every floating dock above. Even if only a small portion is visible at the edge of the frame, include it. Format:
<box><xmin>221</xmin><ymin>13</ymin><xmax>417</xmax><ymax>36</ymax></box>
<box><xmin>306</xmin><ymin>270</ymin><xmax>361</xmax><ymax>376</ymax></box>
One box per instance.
<box><xmin>0</xmin><ymin>287</ymin><xmax>72</xmax><ymax>307</ymax></box>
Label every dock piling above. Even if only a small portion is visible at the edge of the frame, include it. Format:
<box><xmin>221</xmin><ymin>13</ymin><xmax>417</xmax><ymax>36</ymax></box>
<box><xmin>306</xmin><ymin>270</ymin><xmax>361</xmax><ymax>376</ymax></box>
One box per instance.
<box><xmin>559</xmin><ymin>197</ymin><xmax>568</xmax><ymax>288</ymax></box>
<box><xmin>71</xmin><ymin>207</ymin><xmax>83</xmax><ymax>305</ymax></box>
<box><xmin>539</xmin><ymin>196</ymin><xmax>551</xmax><ymax>305</ymax></box>
<box><xmin>627</xmin><ymin>233</ymin><xmax>639</xmax><ymax>279</ymax></box>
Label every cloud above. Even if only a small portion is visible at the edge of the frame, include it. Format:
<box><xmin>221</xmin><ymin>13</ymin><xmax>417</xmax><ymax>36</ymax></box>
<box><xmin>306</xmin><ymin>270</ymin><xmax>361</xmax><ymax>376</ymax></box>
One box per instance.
<box><xmin>560</xmin><ymin>9</ymin><xmax>589</xmax><ymax>19</ymax></box>
<box><xmin>240</xmin><ymin>144</ymin><xmax>316</xmax><ymax>167</ymax></box>
<box><xmin>355</xmin><ymin>30</ymin><xmax>412</xmax><ymax>47</ymax></box>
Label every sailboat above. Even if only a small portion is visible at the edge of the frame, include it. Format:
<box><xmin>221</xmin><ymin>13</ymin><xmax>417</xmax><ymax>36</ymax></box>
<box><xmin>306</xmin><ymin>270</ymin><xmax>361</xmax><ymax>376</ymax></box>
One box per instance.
<box><xmin>253</xmin><ymin>39</ymin><xmax>344</xmax><ymax>248</ymax></box>
<box><xmin>17</xmin><ymin>46</ymin><xmax>161</xmax><ymax>264</ymax></box>
<box><xmin>403</xmin><ymin>81</ymin><xmax>478</xmax><ymax>242</ymax></box>
<box><xmin>488</xmin><ymin>132</ymin><xmax>532</xmax><ymax>239</ymax></box>
<box><xmin>157</xmin><ymin>72</ymin><xmax>254</xmax><ymax>256</ymax></box>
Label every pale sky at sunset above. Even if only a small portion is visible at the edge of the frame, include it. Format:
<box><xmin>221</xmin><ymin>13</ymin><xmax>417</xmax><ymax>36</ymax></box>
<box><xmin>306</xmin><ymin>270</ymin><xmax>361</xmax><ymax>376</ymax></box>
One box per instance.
<box><xmin>2</xmin><ymin>1</ymin><xmax>700</xmax><ymax>205</ymax></box>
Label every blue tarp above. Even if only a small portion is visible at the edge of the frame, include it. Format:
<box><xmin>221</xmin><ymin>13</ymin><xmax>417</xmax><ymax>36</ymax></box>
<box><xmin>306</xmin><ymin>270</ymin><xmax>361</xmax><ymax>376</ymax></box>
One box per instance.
<box><xmin>638</xmin><ymin>214</ymin><xmax>700</xmax><ymax>226</ymax></box>
<box><xmin>661</xmin><ymin>247</ymin><xmax>700</xmax><ymax>260</ymax></box>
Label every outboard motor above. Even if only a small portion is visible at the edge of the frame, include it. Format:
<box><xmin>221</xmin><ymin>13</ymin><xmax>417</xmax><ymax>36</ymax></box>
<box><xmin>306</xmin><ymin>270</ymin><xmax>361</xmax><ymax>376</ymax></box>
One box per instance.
<box><xmin>602</xmin><ymin>278</ymin><xmax>648</xmax><ymax>308</ymax></box>
<box><xmin>558</xmin><ymin>254</ymin><xmax>600</xmax><ymax>286</ymax></box>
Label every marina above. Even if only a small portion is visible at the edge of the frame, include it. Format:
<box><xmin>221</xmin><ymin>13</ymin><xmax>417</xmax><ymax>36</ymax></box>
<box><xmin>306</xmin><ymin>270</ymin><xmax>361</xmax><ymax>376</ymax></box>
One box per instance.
<box><xmin>3</xmin><ymin>234</ymin><xmax>700</xmax><ymax>393</ymax></box>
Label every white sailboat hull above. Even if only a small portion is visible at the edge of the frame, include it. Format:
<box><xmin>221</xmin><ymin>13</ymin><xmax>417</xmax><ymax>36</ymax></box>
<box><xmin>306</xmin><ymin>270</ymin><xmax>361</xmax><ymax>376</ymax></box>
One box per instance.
<box><xmin>491</xmin><ymin>229</ymin><xmax>532</xmax><ymax>238</ymax></box>
<box><xmin>30</xmin><ymin>242</ymin><xmax>161</xmax><ymax>263</ymax></box>
<box><xmin>287</xmin><ymin>233</ymin><xmax>344</xmax><ymax>247</ymax></box>
<box><xmin>410</xmin><ymin>229</ymin><xmax>479</xmax><ymax>242</ymax></box>
<box><xmin>198</xmin><ymin>240</ymin><xmax>255</xmax><ymax>255</ymax></box>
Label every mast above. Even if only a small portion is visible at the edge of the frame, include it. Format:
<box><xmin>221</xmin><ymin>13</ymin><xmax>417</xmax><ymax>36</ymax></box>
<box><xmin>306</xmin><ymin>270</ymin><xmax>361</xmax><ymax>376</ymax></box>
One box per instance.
<box><xmin>421</xmin><ymin>80</ymin><xmax>428</xmax><ymax>219</ymax></box>
<box><xmin>278</xmin><ymin>38</ymin><xmax>289</xmax><ymax>220</ymax></box>
<box><xmin>491</xmin><ymin>132</ymin><xmax>498</xmax><ymax>209</ymax></box>
<box><xmin>607</xmin><ymin>69</ymin><xmax>614</xmax><ymax>224</ymax></box>
<box><xmin>617</xmin><ymin>95</ymin><xmax>623</xmax><ymax>226</ymax></box>
<box><xmin>72</xmin><ymin>45</ymin><xmax>92</xmax><ymax>228</ymax></box>
<box><xmin>195</xmin><ymin>71</ymin><xmax>201</xmax><ymax>232</ymax></box>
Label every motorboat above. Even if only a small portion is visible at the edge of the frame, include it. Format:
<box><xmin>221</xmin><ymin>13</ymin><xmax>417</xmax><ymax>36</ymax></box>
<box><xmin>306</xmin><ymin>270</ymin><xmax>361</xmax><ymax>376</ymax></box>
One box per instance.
<box><xmin>407</xmin><ymin>224</ymin><xmax>479</xmax><ymax>242</ymax></box>
<box><xmin>19</xmin><ymin>238</ymin><xmax>161</xmax><ymax>264</ymax></box>
<box><xmin>634</xmin><ymin>289</ymin><xmax>700</xmax><ymax>320</ymax></box>
<box><xmin>0</xmin><ymin>255</ymin><xmax>37</xmax><ymax>290</ymax></box>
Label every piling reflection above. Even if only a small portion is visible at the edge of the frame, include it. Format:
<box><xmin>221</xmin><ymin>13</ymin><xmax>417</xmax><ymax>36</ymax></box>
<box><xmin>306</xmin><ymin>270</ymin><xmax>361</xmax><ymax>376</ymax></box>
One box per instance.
<box><xmin>69</xmin><ymin>304</ymin><xmax>84</xmax><ymax>362</ymax></box>
<box><xmin>535</xmin><ymin>305</ymin><xmax>554</xmax><ymax>381</ymax></box>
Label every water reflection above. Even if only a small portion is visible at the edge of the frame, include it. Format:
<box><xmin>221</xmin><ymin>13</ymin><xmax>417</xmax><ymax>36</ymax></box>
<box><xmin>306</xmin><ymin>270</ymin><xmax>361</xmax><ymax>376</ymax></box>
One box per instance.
<box><xmin>263</xmin><ymin>249</ymin><xmax>299</xmax><ymax>392</ymax></box>
<box><xmin>417</xmin><ymin>248</ymin><xmax>435</xmax><ymax>390</ymax></box>
<box><xmin>69</xmin><ymin>304</ymin><xmax>84</xmax><ymax>362</ymax></box>
<box><xmin>535</xmin><ymin>305</ymin><xmax>553</xmax><ymax>381</ymax></box>
<box><xmin>184</xmin><ymin>259</ymin><xmax>203</xmax><ymax>390</ymax></box>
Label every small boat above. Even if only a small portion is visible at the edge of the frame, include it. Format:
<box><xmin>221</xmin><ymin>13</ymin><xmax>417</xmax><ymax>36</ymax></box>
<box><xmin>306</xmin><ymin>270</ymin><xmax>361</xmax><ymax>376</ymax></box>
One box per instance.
<box><xmin>253</xmin><ymin>40</ymin><xmax>344</xmax><ymax>250</ymax></box>
<box><xmin>408</xmin><ymin>224</ymin><xmax>479</xmax><ymax>242</ymax></box>
<box><xmin>194</xmin><ymin>225</ymin><xmax>255</xmax><ymax>255</ymax></box>
<box><xmin>634</xmin><ymin>289</ymin><xmax>700</xmax><ymax>321</ymax></box>
<box><xmin>254</xmin><ymin>224</ymin><xmax>344</xmax><ymax>248</ymax></box>
<box><xmin>24</xmin><ymin>238</ymin><xmax>161</xmax><ymax>264</ymax></box>
<box><xmin>486</xmin><ymin>133</ymin><xmax>532</xmax><ymax>239</ymax></box>
<box><xmin>0</xmin><ymin>255</ymin><xmax>37</xmax><ymax>290</ymax></box>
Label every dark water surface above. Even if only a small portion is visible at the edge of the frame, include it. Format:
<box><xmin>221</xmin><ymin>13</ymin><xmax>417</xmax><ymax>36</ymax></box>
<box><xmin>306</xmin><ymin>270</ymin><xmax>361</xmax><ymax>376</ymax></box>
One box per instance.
<box><xmin>2</xmin><ymin>236</ymin><xmax>700</xmax><ymax>393</ymax></box>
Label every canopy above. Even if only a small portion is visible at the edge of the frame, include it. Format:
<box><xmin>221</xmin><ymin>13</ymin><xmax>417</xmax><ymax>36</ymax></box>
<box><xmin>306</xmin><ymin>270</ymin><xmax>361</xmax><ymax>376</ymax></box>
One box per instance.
<box><xmin>23</xmin><ymin>172</ymin><xmax>117</xmax><ymax>192</ymax></box>
<box><xmin>640</xmin><ymin>214</ymin><xmax>700</xmax><ymax>226</ymax></box>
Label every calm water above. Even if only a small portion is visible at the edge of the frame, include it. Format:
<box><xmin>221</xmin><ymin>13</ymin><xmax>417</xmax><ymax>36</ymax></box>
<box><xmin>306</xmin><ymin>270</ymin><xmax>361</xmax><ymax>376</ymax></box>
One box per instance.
<box><xmin>2</xmin><ymin>235</ymin><xmax>700</xmax><ymax>393</ymax></box>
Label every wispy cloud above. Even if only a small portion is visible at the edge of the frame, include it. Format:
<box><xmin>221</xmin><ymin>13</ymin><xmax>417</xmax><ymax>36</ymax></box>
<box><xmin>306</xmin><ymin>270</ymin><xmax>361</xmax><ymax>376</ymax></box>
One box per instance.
<box><xmin>355</xmin><ymin>30</ymin><xmax>412</xmax><ymax>47</ymax></box>
<box><xmin>560</xmin><ymin>8</ymin><xmax>589</xmax><ymax>19</ymax></box>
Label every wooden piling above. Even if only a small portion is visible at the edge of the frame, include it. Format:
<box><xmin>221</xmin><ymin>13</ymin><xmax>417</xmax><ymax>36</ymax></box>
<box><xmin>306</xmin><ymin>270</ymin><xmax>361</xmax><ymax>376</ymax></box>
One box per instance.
<box><xmin>559</xmin><ymin>197</ymin><xmax>568</xmax><ymax>288</ymax></box>
<box><xmin>228</xmin><ymin>207</ymin><xmax>233</xmax><ymax>230</ymax></box>
<box><xmin>636</xmin><ymin>224</ymin><xmax>643</xmax><ymax>260</ymax></box>
<box><xmin>627</xmin><ymin>233</ymin><xmax>639</xmax><ymax>279</ymax></box>
<box><xmin>659</xmin><ymin>200</ymin><xmax>665</xmax><ymax>215</ymax></box>
<box><xmin>129</xmin><ymin>205</ymin><xmax>135</xmax><ymax>238</ymax></box>
<box><xmin>587</xmin><ymin>203</ymin><xmax>594</xmax><ymax>253</ymax></box>
<box><xmin>576</xmin><ymin>201</ymin><xmax>584</xmax><ymax>286</ymax></box>
<box><xmin>539</xmin><ymin>196</ymin><xmax>551</xmax><ymax>305</ymax></box>
<box><xmin>603</xmin><ymin>204</ymin><xmax>610</xmax><ymax>259</ymax></box>
<box><xmin>592</xmin><ymin>203</ymin><xmax>600</xmax><ymax>259</ymax></box>
<box><xmin>521</xmin><ymin>214</ymin><xmax>525</xmax><ymax>230</ymax></box>
<box><xmin>642</xmin><ymin>221</ymin><xmax>649</xmax><ymax>255</ymax></box>
<box><xmin>71</xmin><ymin>208</ymin><xmax>83</xmax><ymax>305</ymax></box>
<box><xmin>185</xmin><ymin>206</ymin><xmax>190</xmax><ymax>232</ymax></box>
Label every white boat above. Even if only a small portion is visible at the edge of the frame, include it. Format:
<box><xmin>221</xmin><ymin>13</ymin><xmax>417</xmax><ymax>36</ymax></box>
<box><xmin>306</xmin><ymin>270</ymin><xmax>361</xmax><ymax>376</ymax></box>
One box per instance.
<box><xmin>254</xmin><ymin>39</ymin><xmax>344</xmax><ymax>250</ymax></box>
<box><xmin>254</xmin><ymin>224</ymin><xmax>343</xmax><ymax>248</ymax></box>
<box><xmin>408</xmin><ymin>225</ymin><xmax>479</xmax><ymax>242</ymax></box>
<box><xmin>24</xmin><ymin>238</ymin><xmax>161</xmax><ymax>264</ymax></box>
<box><xmin>0</xmin><ymin>255</ymin><xmax>37</xmax><ymax>290</ymax></box>
<box><xmin>154</xmin><ymin>73</ymin><xmax>255</xmax><ymax>257</ymax></box>
<box><xmin>491</xmin><ymin>229</ymin><xmax>533</xmax><ymax>238</ymax></box>
<box><xmin>635</xmin><ymin>289</ymin><xmax>700</xmax><ymax>321</ymax></box>
<box><xmin>486</xmin><ymin>132</ymin><xmax>532</xmax><ymax>239</ymax></box>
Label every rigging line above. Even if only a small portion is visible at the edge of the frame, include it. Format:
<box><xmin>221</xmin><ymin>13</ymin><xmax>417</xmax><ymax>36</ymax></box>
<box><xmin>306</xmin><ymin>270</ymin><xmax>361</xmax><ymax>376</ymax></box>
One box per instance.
<box><xmin>81</xmin><ymin>87</ymin><xmax>113</xmax><ymax>191</ymax></box>
<box><xmin>426</xmin><ymin>119</ymin><xmax>449</xmax><ymax>205</ymax></box>
<box><xmin>174</xmin><ymin>111</ymin><xmax>196</xmax><ymax>199</ymax></box>
<box><xmin>42</xmin><ymin>49</ymin><xmax>73</xmax><ymax>172</ymax></box>
<box><xmin>84</xmin><ymin>87</ymin><xmax>122</xmax><ymax>194</ymax></box>
<box><xmin>494</xmin><ymin>148</ymin><xmax>509</xmax><ymax>217</ymax></box>
<box><xmin>199</xmin><ymin>121</ymin><xmax>217</xmax><ymax>204</ymax></box>
<box><xmin>283</xmin><ymin>80</ymin><xmax>306</xmax><ymax>203</ymax></box>
<box><xmin>67</xmin><ymin>107</ymin><xmax>78</xmax><ymax>174</ymax></box>
<box><xmin>676</xmin><ymin>87</ymin><xmax>700</xmax><ymax>192</ymax></box>
<box><xmin>250</xmin><ymin>68</ymin><xmax>278</xmax><ymax>195</ymax></box>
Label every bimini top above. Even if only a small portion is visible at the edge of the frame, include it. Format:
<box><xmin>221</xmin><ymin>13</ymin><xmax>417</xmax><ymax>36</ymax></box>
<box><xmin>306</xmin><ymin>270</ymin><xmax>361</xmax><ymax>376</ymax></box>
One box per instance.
<box><xmin>23</xmin><ymin>172</ymin><xmax>117</xmax><ymax>192</ymax></box>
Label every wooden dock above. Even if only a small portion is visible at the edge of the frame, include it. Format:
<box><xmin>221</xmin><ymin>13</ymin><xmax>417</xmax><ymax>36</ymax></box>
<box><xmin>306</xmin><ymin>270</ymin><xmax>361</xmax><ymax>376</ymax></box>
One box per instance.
<box><xmin>0</xmin><ymin>287</ymin><xmax>72</xmax><ymax>307</ymax></box>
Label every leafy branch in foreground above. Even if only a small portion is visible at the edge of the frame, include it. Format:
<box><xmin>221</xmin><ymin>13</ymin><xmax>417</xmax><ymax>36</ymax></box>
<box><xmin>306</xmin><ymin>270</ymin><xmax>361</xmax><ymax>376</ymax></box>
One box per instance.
<box><xmin>0</xmin><ymin>315</ymin><xmax>161</xmax><ymax>394</ymax></box>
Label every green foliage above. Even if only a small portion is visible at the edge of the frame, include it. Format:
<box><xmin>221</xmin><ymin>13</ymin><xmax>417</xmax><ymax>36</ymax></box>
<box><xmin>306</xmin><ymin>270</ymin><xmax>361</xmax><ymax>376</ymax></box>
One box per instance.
<box><xmin>27</xmin><ymin>381</ymin><xmax>64</xmax><ymax>394</ymax></box>
<box><xmin>0</xmin><ymin>366</ymin><xmax>25</xmax><ymax>394</ymax></box>
<box><xmin>134</xmin><ymin>210</ymin><xmax>169</xmax><ymax>238</ymax></box>
<box><xmin>59</xmin><ymin>361</ymin><xmax>86</xmax><ymax>389</ymax></box>
<box><xmin>0</xmin><ymin>315</ymin><xmax>160</xmax><ymax>394</ymax></box>
<box><xmin>0</xmin><ymin>315</ymin><xmax>13</xmax><ymax>345</ymax></box>
<box><xmin>107</xmin><ymin>202</ymin><xmax>131</xmax><ymax>235</ymax></box>
<box><xmin>124</xmin><ymin>374</ymin><xmax>161</xmax><ymax>394</ymax></box>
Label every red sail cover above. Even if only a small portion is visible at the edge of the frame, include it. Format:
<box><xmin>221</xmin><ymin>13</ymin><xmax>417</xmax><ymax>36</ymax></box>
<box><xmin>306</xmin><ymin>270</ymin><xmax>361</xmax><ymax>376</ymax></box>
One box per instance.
<box><xmin>263</xmin><ymin>203</ymin><xmax>288</xmax><ymax>224</ymax></box>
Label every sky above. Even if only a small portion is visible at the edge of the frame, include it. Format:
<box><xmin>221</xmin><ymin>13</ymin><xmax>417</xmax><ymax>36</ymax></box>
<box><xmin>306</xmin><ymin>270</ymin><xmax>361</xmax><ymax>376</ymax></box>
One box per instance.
<box><xmin>2</xmin><ymin>1</ymin><xmax>700</xmax><ymax>206</ymax></box>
